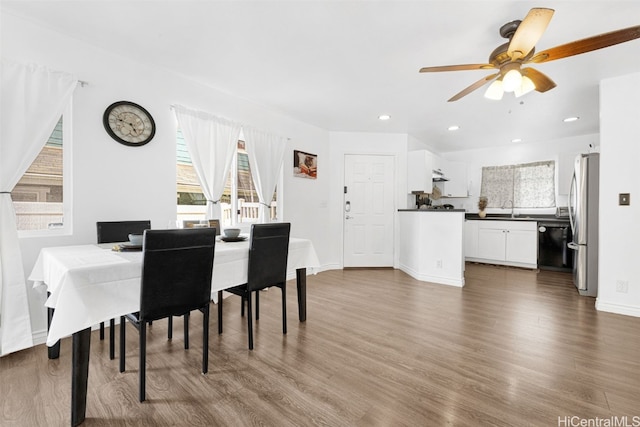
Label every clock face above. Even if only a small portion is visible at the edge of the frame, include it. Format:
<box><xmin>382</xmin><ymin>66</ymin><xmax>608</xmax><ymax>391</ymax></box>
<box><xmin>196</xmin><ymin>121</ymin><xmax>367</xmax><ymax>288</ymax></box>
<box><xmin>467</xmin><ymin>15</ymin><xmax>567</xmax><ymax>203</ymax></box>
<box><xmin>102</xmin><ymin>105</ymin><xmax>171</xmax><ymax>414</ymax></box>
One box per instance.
<box><xmin>103</xmin><ymin>101</ymin><xmax>156</xmax><ymax>147</ymax></box>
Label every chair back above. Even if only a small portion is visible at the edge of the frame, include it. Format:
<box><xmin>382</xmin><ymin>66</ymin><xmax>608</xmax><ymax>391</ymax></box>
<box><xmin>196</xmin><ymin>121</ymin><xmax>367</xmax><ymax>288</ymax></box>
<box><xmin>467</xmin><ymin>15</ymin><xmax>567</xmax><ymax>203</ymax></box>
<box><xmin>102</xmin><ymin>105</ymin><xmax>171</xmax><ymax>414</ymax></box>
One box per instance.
<box><xmin>139</xmin><ymin>228</ymin><xmax>216</xmax><ymax>322</ymax></box>
<box><xmin>247</xmin><ymin>223</ymin><xmax>291</xmax><ymax>292</ymax></box>
<box><xmin>97</xmin><ymin>220</ymin><xmax>151</xmax><ymax>244</ymax></box>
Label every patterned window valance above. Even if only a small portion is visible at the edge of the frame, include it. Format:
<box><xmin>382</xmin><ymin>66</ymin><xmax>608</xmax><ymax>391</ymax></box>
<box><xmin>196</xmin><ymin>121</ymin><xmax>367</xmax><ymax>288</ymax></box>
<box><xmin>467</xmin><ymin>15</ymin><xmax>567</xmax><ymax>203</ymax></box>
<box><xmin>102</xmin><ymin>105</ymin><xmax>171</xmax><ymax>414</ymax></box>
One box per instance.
<box><xmin>480</xmin><ymin>160</ymin><xmax>555</xmax><ymax>208</ymax></box>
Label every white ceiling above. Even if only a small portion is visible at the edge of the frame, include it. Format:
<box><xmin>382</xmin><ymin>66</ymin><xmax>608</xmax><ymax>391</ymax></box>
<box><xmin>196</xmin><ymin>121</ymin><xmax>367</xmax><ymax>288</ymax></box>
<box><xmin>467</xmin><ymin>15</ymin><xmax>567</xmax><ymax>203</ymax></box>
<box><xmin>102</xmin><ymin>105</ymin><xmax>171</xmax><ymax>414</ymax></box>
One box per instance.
<box><xmin>3</xmin><ymin>1</ymin><xmax>640</xmax><ymax>153</ymax></box>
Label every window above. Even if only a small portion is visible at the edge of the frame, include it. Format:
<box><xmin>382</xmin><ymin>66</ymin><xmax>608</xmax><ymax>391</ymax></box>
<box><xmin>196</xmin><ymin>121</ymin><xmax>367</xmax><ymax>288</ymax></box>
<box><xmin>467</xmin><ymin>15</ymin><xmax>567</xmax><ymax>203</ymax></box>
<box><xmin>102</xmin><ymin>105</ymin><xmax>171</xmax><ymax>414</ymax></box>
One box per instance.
<box><xmin>480</xmin><ymin>160</ymin><xmax>555</xmax><ymax>208</ymax></box>
<box><xmin>176</xmin><ymin>130</ymin><xmax>278</xmax><ymax>226</ymax></box>
<box><xmin>12</xmin><ymin>105</ymin><xmax>72</xmax><ymax>234</ymax></box>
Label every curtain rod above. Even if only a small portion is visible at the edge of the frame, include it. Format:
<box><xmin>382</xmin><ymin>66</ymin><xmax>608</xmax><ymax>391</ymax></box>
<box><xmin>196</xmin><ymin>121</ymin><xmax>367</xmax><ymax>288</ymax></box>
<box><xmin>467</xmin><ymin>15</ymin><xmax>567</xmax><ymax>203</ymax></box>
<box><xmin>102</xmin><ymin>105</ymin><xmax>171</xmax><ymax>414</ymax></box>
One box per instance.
<box><xmin>170</xmin><ymin>104</ymin><xmax>290</xmax><ymax>140</ymax></box>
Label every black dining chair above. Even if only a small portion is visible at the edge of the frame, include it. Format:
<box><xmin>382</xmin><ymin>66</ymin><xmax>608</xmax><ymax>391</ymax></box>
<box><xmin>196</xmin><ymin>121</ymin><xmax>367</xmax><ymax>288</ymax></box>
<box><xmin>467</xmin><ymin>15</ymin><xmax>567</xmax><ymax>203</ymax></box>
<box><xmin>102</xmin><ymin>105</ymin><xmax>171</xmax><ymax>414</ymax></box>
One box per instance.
<box><xmin>119</xmin><ymin>228</ymin><xmax>216</xmax><ymax>402</ymax></box>
<box><xmin>96</xmin><ymin>220</ymin><xmax>151</xmax><ymax>359</ymax></box>
<box><xmin>218</xmin><ymin>222</ymin><xmax>291</xmax><ymax>350</ymax></box>
<box><xmin>166</xmin><ymin>219</ymin><xmax>219</xmax><ymax>337</ymax></box>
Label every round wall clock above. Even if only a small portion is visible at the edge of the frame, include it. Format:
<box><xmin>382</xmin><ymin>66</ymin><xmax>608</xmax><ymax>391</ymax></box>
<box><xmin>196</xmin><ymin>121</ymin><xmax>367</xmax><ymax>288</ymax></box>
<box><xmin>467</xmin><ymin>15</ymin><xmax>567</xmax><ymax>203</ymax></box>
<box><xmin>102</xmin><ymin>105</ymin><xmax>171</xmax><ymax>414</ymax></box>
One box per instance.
<box><xmin>103</xmin><ymin>101</ymin><xmax>156</xmax><ymax>147</ymax></box>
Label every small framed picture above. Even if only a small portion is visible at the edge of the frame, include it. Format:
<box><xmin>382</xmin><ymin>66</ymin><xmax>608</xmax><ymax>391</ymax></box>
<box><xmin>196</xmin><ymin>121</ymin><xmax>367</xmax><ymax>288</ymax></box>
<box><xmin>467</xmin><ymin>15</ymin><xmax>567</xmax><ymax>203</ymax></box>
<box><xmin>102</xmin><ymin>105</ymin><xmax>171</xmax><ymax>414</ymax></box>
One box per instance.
<box><xmin>293</xmin><ymin>150</ymin><xmax>317</xmax><ymax>179</ymax></box>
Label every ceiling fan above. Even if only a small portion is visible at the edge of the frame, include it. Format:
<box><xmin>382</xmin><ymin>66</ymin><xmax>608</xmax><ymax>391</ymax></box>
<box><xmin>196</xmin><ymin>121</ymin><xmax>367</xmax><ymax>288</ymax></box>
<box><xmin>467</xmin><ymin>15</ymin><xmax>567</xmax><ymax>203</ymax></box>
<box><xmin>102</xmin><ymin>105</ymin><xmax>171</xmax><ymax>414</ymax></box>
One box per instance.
<box><xmin>419</xmin><ymin>8</ymin><xmax>640</xmax><ymax>102</ymax></box>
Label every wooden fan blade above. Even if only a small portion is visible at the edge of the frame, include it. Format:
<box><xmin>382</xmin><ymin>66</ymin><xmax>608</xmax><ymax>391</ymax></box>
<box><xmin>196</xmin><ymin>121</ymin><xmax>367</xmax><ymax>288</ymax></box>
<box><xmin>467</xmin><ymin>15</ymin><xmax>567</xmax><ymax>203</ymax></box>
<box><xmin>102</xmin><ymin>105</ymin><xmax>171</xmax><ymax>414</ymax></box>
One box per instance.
<box><xmin>419</xmin><ymin>64</ymin><xmax>494</xmax><ymax>73</ymax></box>
<box><xmin>508</xmin><ymin>8</ymin><xmax>555</xmax><ymax>60</ymax></box>
<box><xmin>528</xmin><ymin>25</ymin><xmax>640</xmax><ymax>63</ymax></box>
<box><xmin>448</xmin><ymin>73</ymin><xmax>499</xmax><ymax>102</ymax></box>
<box><xmin>521</xmin><ymin>68</ymin><xmax>556</xmax><ymax>92</ymax></box>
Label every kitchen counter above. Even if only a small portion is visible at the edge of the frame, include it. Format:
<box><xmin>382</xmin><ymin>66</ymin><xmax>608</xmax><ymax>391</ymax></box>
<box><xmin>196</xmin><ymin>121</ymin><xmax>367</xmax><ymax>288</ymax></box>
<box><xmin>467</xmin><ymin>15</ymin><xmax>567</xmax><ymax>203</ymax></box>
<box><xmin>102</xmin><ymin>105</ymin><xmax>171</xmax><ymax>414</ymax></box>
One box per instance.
<box><xmin>399</xmin><ymin>208</ymin><xmax>466</xmax><ymax>212</ymax></box>
<box><xmin>465</xmin><ymin>213</ymin><xmax>569</xmax><ymax>223</ymax></box>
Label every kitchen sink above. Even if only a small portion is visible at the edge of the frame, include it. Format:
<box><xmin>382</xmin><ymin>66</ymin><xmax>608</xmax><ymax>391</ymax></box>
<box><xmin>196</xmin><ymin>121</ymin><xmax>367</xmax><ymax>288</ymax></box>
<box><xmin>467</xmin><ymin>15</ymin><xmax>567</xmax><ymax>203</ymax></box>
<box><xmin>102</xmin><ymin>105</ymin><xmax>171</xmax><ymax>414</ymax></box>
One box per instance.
<box><xmin>483</xmin><ymin>215</ymin><xmax>534</xmax><ymax>221</ymax></box>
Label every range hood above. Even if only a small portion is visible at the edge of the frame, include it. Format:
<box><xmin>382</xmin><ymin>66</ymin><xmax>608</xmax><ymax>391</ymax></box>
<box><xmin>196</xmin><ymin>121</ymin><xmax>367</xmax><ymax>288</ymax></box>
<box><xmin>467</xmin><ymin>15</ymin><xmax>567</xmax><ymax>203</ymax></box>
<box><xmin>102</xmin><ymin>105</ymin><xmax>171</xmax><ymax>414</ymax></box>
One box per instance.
<box><xmin>432</xmin><ymin>169</ymin><xmax>449</xmax><ymax>182</ymax></box>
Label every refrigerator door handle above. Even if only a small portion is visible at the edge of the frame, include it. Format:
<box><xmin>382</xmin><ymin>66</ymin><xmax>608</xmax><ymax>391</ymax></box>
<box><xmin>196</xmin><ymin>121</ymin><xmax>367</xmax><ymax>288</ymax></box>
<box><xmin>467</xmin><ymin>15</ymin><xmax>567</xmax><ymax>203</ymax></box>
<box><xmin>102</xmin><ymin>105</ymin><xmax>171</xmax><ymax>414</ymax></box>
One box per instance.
<box><xmin>568</xmin><ymin>172</ymin><xmax>577</xmax><ymax>235</ymax></box>
<box><xmin>567</xmin><ymin>241</ymin><xmax>579</xmax><ymax>250</ymax></box>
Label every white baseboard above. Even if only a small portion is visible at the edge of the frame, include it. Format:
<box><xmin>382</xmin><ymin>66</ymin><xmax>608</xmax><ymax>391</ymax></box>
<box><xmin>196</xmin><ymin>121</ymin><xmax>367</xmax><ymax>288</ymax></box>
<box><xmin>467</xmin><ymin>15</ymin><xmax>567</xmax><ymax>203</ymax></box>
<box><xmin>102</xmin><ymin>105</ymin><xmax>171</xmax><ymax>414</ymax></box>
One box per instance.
<box><xmin>286</xmin><ymin>263</ymin><xmax>339</xmax><ymax>281</ymax></box>
<box><xmin>32</xmin><ymin>329</ymin><xmax>48</xmax><ymax>347</ymax></box>
<box><xmin>398</xmin><ymin>264</ymin><xmax>465</xmax><ymax>287</ymax></box>
<box><xmin>465</xmin><ymin>257</ymin><xmax>537</xmax><ymax>270</ymax></box>
<box><xmin>595</xmin><ymin>300</ymin><xmax>640</xmax><ymax>317</ymax></box>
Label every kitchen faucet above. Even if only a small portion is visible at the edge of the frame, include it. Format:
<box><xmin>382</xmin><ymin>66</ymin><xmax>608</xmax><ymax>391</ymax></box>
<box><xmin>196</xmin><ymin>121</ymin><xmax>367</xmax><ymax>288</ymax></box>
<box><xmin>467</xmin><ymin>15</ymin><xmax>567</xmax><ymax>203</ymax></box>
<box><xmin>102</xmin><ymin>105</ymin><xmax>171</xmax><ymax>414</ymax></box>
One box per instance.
<box><xmin>502</xmin><ymin>200</ymin><xmax>516</xmax><ymax>218</ymax></box>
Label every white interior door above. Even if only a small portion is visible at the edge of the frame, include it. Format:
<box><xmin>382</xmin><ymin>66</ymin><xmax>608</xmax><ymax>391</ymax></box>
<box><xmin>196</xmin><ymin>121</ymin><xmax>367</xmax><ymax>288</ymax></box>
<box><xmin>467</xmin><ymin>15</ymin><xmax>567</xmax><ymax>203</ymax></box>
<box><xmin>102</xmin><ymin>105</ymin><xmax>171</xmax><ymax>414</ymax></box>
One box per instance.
<box><xmin>343</xmin><ymin>154</ymin><xmax>395</xmax><ymax>267</ymax></box>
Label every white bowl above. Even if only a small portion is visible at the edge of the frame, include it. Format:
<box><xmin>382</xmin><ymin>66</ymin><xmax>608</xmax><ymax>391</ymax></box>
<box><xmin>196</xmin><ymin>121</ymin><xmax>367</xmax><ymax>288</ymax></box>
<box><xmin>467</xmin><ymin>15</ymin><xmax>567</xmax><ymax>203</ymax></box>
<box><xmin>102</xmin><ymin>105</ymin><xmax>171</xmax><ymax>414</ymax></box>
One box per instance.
<box><xmin>128</xmin><ymin>233</ymin><xmax>143</xmax><ymax>245</ymax></box>
<box><xmin>223</xmin><ymin>228</ymin><xmax>241</xmax><ymax>238</ymax></box>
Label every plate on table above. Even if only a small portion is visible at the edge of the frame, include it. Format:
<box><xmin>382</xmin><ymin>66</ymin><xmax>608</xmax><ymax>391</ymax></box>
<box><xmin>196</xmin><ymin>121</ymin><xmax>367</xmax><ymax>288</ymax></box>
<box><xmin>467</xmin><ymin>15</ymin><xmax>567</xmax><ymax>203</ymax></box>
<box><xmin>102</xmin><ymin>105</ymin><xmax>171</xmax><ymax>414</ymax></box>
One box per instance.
<box><xmin>113</xmin><ymin>242</ymin><xmax>142</xmax><ymax>252</ymax></box>
<box><xmin>221</xmin><ymin>236</ymin><xmax>248</xmax><ymax>242</ymax></box>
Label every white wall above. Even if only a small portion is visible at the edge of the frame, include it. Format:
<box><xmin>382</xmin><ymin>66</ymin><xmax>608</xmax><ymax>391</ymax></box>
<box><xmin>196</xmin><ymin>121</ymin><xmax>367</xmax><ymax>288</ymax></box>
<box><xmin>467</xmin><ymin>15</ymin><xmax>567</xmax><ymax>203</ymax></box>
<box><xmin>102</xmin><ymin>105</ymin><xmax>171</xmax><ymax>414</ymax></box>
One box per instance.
<box><xmin>328</xmin><ymin>132</ymin><xmax>409</xmax><ymax>268</ymax></box>
<box><xmin>441</xmin><ymin>134</ymin><xmax>598</xmax><ymax>214</ymax></box>
<box><xmin>2</xmin><ymin>12</ymin><xmax>334</xmax><ymax>342</ymax></box>
<box><xmin>596</xmin><ymin>72</ymin><xmax>640</xmax><ymax>317</ymax></box>
<box><xmin>407</xmin><ymin>134</ymin><xmax>438</xmax><ymax>153</ymax></box>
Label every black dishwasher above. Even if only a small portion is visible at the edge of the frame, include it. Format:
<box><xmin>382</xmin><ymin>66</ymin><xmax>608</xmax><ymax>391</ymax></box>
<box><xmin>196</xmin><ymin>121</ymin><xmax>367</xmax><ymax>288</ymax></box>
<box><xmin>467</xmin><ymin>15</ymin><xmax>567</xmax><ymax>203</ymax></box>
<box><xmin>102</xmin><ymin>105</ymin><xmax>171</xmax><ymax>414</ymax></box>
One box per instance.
<box><xmin>538</xmin><ymin>221</ymin><xmax>573</xmax><ymax>272</ymax></box>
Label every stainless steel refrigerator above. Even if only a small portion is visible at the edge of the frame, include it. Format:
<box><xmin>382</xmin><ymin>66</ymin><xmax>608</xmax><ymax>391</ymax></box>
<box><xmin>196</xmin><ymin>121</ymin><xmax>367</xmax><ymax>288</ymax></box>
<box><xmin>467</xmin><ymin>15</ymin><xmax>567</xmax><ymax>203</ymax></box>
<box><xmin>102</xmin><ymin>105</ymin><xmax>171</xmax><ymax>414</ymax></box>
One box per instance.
<box><xmin>568</xmin><ymin>153</ymin><xmax>599</xmax><ymax>297</ymax></box>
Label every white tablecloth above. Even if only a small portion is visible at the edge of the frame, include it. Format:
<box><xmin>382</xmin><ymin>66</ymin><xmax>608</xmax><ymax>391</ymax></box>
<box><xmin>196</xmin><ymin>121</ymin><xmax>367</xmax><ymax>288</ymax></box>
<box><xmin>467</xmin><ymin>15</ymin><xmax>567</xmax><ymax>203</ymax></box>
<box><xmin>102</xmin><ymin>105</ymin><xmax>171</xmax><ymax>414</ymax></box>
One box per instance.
<box><xmin>29</xmin><ymin>238</ymin><xmax>320</xmax><ymax>346</ymax></box>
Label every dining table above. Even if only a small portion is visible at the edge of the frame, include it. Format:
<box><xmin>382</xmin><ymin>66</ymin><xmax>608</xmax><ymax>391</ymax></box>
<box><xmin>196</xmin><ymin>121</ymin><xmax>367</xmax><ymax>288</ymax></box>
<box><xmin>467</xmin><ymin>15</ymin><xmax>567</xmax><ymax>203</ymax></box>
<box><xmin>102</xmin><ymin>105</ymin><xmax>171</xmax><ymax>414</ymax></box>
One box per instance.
<box><xmin>29</xmin><ymin>236</ymin><xmax>320</xmax><ymax>426</ymax></box>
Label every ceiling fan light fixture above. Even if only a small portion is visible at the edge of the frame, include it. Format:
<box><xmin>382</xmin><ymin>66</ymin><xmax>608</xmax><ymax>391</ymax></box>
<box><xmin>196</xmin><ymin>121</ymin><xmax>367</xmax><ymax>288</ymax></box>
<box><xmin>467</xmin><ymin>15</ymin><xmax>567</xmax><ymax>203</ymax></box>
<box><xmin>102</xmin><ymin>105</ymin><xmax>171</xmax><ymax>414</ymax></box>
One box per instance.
<box><xmin>502</xmin><ymin>69</ymin><xmax>523</xmax><ymax>92</ymax></box>
<box><xmin>419</xmin><ymin>9</ymin><xmax>640</xmax><ymax>103</ymax></box>
<box><xmin>484</xmin><ymin>80</ymin><xmax>504</xmax><ymax>100</ymax></box>
<box><xmin>514</xmin><ymin>76</ymin><xmax>536</xmax><ymax>98</ymax></box>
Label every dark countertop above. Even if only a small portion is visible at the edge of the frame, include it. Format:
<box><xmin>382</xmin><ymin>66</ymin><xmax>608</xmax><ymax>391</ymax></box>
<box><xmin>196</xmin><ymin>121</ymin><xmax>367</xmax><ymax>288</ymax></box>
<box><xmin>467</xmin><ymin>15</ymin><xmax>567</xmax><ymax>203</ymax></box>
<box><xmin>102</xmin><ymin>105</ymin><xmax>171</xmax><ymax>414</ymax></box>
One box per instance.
<box><xmin>399</xmin><ymin>209</ymin><xmax>466</xmax><ymax>212</ymax></box>
<box><xmin>465</xmin><ymin>213</ymin><xmax>570</xmax><ymax>223</ymax></box>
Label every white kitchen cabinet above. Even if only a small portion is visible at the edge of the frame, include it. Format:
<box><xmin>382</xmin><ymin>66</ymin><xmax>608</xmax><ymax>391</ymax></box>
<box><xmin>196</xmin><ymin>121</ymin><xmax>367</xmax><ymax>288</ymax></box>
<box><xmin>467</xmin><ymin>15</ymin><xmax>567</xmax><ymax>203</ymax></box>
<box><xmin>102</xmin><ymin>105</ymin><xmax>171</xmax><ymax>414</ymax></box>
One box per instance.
<box><xmin>407</xmin><ymin>150</ymin><xmax>434</xmax><ymax>193</ymax></box>
<box><xmin>431</xmin><ymin>154</ymin><xmax>442</xmax><ymax>174</ymax></box>
<box><xmin>436</xmin><ymin>160</ymin><xmax>468</xmax><ymax>197</ymax></box>
<box><xmin>477</xmin><ymin>227</ymin><xmax>506</xmax><ymax>260</ymax></box>
<box><xmin>506</xmin><ymin>227</ymin><xmax>538</xmax><ymax>264</ymax></box>
<box><xmin>464</xmin><ymin>220</ymin><xmax>479</xmax><ymax>258</ymax></box>
<box><xmin>558</xmin><ymin>150</ymin><xmax>582</xmax><ymax>196</ymax></box>
<box><xmin>467</xmin><ymin>220</ymin><xmax>537</xmax><ymax>268</ymax></box>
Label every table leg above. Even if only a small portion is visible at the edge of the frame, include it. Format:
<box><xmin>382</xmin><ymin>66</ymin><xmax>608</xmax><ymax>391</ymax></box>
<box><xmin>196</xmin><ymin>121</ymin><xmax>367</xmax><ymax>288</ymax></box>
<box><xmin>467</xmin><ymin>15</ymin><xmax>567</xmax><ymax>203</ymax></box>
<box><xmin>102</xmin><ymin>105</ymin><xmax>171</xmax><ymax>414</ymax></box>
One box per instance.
<box><xmin>47</xmin><ymin>293</ymin><xmax>60</xmax><ymax>359</ymax></box>
<box><xmin>71</xmin><ymin>327</ymin><xmax>91</xmax><ymax>426</ymax></box>
<box><xmin>296</xmin><ymin>268</ymin><xmax>307</xmax><ymax>322</ymax></box>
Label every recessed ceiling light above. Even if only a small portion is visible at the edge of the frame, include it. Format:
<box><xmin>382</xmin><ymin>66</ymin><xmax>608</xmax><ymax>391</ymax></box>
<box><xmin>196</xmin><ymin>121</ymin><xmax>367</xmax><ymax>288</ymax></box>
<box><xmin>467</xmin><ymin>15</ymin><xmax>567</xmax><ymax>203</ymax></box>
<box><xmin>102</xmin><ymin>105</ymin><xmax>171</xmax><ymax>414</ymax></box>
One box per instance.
<box><xmin>511</xmin><ymin>138</ymin><xmax>522</xmax><ymax>143</ymax></box>
<box><xmin>448</xmin><ymin>125</ymin><xmax>460</xmax><ymax>131</ymax></box>
<box><xmin>563</xmin><ymin>116</ymin><xmax>579</xmax><ymax>122</ymax></box>
<box><xmin>378</xmin><ymin>114</ymin><xmax>390</xmax><ymax>121</ymax></box>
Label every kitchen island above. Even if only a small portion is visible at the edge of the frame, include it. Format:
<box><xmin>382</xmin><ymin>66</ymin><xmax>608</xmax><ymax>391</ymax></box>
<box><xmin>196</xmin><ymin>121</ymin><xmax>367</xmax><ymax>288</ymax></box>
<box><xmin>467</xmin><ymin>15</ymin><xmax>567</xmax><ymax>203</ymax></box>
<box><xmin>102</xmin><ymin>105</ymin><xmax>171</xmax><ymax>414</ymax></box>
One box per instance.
<box><xmin>398</xmin><ymin>209</ymin><xmax>465</xmax><ymax>287</ymax></box>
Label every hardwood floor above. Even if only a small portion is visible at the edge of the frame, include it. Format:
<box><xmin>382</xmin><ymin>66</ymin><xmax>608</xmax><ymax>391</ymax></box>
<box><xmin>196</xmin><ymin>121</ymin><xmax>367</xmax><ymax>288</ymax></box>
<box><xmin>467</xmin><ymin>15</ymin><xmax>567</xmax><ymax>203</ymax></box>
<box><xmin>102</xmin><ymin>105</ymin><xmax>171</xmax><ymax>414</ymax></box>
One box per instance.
<box><xmin>2</xmin><ymin>263</ymin><xmax>639</xmax><ymax>426</ymax></box>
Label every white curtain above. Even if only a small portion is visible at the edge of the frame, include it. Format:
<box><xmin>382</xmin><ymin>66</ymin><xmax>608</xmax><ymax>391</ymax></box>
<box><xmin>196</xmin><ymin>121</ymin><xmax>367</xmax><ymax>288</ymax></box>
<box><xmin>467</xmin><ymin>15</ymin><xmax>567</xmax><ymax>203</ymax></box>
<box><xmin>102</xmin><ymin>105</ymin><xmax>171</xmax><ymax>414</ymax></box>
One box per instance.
<box><xmin>243</xmin><ymin>126</ymin><xmax>287</xmax><ymax>222</ymax></box>
<box><xmin>173</xmin><ymin>105</ymin><xmax>241</xmax><ymax>221</ymax></box>
<box><xmin>0</xmin><ymin>59</ymin><xmax>77</xmax><ymax>355</ymax></box>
